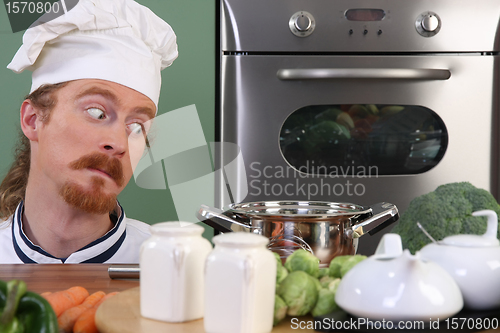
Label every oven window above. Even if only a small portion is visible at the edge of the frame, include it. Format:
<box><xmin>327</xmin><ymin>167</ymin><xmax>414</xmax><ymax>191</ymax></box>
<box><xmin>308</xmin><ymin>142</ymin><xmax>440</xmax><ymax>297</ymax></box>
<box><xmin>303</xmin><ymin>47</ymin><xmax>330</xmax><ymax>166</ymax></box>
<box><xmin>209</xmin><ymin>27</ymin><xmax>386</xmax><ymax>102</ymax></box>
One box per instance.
<box><xmin>279</xmin><ymin>104</ymin><xmax>448</xmax><ymax>176</ymax></box>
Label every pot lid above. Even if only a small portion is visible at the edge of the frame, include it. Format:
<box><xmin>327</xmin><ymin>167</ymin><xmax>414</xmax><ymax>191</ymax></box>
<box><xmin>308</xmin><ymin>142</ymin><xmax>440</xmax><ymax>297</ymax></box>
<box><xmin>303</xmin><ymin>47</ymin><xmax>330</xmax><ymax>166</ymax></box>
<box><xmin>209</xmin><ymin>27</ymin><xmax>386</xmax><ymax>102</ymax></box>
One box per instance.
<box><xmin>227</xmin><ymin>201</ymin><xmax>372</xmax><ymax>218</ymax></box>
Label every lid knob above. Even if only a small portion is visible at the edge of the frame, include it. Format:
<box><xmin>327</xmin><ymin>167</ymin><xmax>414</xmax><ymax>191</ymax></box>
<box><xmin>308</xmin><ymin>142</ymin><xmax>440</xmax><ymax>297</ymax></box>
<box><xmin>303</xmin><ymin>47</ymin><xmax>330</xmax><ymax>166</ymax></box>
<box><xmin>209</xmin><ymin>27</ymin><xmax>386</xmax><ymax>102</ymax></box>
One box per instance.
<box><xmin>373</xmin><ymin>233</ymin><xmax>403</xmax><ymax>259</ymax></box>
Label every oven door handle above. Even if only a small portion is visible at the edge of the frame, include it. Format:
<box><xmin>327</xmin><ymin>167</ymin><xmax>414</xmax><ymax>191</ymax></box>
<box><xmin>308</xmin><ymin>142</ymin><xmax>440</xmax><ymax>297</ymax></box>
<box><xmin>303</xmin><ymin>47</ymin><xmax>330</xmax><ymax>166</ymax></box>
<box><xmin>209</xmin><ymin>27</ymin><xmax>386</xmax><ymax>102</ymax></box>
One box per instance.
<box><xmin>276</xmin><ymin>68</ymin><xmax>451</xmax><ymax>80</ymax></box>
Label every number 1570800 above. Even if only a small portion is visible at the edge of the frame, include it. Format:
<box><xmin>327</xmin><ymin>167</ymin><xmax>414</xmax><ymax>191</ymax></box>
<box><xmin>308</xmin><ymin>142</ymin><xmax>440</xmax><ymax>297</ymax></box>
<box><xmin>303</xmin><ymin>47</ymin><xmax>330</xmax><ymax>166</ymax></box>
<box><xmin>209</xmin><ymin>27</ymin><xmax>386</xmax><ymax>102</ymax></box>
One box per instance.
<box><xmin>445</xmin><ymin>317</ymin><xmax>499</xmax><ymax>330</ymax></box>
<box><xmin>5</xmin><ymin>1</ymin><xmax>62</xmax><ymax>14</ymax></box>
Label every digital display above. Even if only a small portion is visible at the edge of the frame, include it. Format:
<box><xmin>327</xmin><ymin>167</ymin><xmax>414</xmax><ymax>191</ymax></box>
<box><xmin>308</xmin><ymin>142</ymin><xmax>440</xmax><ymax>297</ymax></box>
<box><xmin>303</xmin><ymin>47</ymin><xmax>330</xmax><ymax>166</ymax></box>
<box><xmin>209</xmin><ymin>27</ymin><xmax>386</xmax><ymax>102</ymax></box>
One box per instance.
<box><xmin>345</xmin><ymin>9</ymin><xmax>385</xmax><ymax>21</ymax></box>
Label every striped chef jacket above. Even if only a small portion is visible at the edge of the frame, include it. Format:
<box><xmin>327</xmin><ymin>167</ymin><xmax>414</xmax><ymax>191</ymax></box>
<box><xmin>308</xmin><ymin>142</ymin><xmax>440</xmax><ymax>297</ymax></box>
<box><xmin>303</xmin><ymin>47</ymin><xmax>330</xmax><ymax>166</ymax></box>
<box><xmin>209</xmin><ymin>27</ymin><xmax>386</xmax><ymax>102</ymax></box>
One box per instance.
<box><xmin>0</xmin><ymin>201</ymin><xmax>151</xmax><ymax>263</ymax></box>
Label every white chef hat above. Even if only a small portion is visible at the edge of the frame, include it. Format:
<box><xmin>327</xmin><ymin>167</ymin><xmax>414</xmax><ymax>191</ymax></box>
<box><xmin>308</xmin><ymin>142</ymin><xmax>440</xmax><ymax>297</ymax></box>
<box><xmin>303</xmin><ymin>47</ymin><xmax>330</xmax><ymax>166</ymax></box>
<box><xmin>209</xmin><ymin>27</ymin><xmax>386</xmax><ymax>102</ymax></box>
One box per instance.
<box><xmin>7</xmin><ymin>0</ymin><xmax>178</xmax><ymax>108</ymax></box>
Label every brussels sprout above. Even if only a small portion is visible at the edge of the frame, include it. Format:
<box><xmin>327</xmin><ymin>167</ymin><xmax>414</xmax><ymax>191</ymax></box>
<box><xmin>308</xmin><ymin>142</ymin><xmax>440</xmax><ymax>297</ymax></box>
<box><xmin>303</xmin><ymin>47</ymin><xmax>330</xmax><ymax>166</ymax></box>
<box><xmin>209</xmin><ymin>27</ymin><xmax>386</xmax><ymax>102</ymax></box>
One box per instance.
<box><xmin>274</xmin><ymin>295</ymin><xmax>288</xmax><ymax>326</ymax></box>
<box><xmin>328</xmin><ymin>255</ymin><xmax>351</xmax><ymax>278</ymax></box>
<box><xmin>277</xmin><ymin>266</ymin><xmax>289</xmax><ymax>286</ymax></box>
<box><xmin>284</xmin><ymin>249</ymin><xmax>320</xmax><ymax>278</ymax></box>
<box><xmin>340</xmin><ymin>255</ymin><xmax>367</xmax><ymax>277</ymax></box>
<box><xmin>327</xmin><ymin>278</ymin><xmax>341</xmax><ymax>293</ymax></box>
<box><xmin>310</xmin><ymin>276</ymin><xmax>322</xmax><ymax>292</ymax></box>
<box><xmin>318</xmin><ymin>267</ymin><xmax>329</xmax><ymax>279</ymax></box>
<box><xmin>273</xmin><ymin>252</ymin><xmax>282</xmax><ymax>265</ymax></box>
<box><xmin>273</xmin><ymin>252</ymin><xmax>289</xmax><ymax>285</ymax></box>
<box><xmin>319</xmin><ymin>276</ymin><xmax>336</xmax><ymax>289</ymax></box>
<box><xmin>277</xmin><ymin>271</ymin><xmax>319</xmax><ymax>316</ymax></box>
<box><xmin>312</xmin><ymin>288</ymin><xmax>339</xmax><ymax>317</ymax></box>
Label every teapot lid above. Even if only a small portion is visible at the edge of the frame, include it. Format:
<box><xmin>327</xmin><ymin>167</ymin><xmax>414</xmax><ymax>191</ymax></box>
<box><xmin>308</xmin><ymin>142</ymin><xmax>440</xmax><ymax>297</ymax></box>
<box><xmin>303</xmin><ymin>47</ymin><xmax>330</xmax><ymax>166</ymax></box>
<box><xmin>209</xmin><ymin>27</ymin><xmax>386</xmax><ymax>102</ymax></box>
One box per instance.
<box><xmin>441</xmin><ymin>210</ymin><xmax>499</xmax><ymax>248</ymax></box>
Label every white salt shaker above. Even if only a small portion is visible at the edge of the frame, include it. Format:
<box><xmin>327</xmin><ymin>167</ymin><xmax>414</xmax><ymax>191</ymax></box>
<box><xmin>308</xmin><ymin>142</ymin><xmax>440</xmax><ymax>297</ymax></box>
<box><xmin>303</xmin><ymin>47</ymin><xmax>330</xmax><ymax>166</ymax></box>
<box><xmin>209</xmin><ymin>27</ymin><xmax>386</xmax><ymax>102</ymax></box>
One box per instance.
<box><xmin>140</xmin><ymin>222</ymin><xmax>212</xmax><ymax>322</ymax></box>
<box><xmin>204</xmin><ymin>232</ymin><xmax>276</xmax><ymax>333</ymax></box>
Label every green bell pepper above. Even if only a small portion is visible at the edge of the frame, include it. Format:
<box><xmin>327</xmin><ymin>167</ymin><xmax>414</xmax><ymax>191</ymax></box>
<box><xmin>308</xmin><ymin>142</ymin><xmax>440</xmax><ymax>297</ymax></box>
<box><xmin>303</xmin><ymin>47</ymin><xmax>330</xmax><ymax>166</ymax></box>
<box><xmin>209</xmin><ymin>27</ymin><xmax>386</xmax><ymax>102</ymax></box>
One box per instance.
<box><xmin>0</xmin><ymin>280</ymin><xmax>58</xmax><ymax>333</ymax></box>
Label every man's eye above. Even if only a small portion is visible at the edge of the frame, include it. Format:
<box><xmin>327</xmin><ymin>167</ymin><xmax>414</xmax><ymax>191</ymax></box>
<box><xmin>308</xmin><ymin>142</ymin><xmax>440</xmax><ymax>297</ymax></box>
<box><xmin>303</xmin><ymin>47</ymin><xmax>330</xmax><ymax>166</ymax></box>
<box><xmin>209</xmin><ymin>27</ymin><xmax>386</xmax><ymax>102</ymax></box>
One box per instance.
<box><xmin>86</xmin><ymin>108</ymin><xmax>106</xmax><ymax>120</ymax></box>
<box><xmin>129</xmin><ymin>123</ymin><xmax>144</xmax><ymax>136</ymax></box>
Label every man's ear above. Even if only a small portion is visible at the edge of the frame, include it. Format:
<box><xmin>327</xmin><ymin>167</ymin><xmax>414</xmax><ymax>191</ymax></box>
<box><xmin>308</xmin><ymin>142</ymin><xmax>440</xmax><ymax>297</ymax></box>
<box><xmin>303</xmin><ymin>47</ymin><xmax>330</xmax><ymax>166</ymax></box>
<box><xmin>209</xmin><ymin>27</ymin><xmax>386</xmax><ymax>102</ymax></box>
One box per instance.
<box><xmin>20</xmin><ymin>100</ymin><xmax>40</xmax><ymax>141</ymax></box>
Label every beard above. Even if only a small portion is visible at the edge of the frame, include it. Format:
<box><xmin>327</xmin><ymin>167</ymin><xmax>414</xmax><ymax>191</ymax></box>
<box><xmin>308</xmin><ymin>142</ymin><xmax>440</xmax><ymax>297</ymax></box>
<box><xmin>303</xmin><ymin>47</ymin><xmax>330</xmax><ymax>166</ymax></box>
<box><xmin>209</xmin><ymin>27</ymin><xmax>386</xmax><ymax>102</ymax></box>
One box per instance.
<box><xmin>59</xmin><ymin>152</ymin><xmax>125</xmax><ymax>215</ymax></box>
<box><xmin>59</xmin><ymin>176</ymin><xmax>117</xmax><ymax>214</ymax></box>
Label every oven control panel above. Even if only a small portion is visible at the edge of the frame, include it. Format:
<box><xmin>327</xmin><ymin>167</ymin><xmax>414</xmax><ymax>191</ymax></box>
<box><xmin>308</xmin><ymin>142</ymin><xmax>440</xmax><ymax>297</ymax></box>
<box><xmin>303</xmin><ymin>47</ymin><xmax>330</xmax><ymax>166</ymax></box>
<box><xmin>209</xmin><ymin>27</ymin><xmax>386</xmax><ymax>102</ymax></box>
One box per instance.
<box><xmin>222</xmin><ymin>0</ymin><xmax>500</xmax><ymax>52</ymax></box>
<box><xmin>288</xmin><ymin>10</ymin><xmax>442</xmax><ymax>39</ymax></box>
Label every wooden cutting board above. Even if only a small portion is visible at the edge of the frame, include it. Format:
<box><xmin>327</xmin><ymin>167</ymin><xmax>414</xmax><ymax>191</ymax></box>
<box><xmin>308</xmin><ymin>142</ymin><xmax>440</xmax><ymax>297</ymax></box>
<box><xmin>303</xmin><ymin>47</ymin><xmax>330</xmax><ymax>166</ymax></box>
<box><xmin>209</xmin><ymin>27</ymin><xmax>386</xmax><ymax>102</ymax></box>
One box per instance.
<box><xmin>95</xmin><ymin>287</ymin><xmax>315</xmax><ymax>333</ymax></box>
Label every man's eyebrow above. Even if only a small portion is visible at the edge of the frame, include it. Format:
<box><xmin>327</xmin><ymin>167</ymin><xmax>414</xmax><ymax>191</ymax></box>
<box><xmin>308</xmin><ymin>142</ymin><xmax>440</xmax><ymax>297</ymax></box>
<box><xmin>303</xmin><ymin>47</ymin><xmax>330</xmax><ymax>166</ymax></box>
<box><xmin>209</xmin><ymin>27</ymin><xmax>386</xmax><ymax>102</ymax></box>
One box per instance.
<box><xmin>75</xmin><ymin>86</ymin><xmax>119</xmax><ymax>104</ymax></box>
<box><xmin>133</xmin><ymin>106</ymin><xmax>156</xmax><ymax>120</ymax></box>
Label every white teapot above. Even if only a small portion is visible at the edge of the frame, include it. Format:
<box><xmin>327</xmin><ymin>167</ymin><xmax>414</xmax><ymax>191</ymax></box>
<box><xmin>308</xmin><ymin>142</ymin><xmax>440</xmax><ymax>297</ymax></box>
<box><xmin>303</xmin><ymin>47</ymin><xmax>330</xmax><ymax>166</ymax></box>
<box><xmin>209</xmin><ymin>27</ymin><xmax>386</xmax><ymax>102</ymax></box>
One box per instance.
<box><xmin>419</xmin><ymin>210</ymin><xmax>500</xmax><ymax>310</ymax></box>
<box><xmin>335</xmin><ymin>233</ymin><xmax>463</xmax><ymax>321</ymax></box>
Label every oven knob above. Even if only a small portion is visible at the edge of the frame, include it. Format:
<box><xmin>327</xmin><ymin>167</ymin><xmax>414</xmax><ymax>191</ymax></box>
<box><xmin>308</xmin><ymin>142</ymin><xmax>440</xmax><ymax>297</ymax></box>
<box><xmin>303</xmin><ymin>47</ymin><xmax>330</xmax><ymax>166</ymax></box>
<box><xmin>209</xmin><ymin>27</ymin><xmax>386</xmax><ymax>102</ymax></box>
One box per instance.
<box><xmin>415</xmin><ymin>11</ymin><xmax>441</xmax><ymax>37</ymax></box>
<box><xmin>295</xmin><ymin>15</ymin><xmax>311</xmax><ymax>32</ymax></box>
<box><xmin>289</xmin><ymin>11</ymin><xmax>315</xmax><ymax>37</ymax></box>
<box><xmin>421</xmin><ymin>14</ymin><xmax>439</xmax><ymax>32</ymax></box>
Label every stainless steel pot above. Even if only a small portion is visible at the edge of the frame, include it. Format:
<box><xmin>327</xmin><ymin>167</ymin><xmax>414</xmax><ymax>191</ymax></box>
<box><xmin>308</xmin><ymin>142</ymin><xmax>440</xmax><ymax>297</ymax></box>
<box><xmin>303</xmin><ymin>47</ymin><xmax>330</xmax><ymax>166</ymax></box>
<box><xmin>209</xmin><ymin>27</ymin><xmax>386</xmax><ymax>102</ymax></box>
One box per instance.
<box><xmin>197</xmin><ymin>201</ymin><xmax>399</xmax><ymax>266</ymax></box>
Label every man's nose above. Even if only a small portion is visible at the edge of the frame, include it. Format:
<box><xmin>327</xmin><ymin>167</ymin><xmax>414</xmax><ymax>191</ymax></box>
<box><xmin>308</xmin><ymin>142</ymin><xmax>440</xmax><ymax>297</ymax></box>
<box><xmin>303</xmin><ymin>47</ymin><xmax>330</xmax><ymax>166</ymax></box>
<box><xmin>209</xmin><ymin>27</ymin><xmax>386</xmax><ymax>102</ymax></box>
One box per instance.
<box><xmin>99</xmin><ymin>126</ymin><xmax>128</xmax><ymax>157</ymax></box>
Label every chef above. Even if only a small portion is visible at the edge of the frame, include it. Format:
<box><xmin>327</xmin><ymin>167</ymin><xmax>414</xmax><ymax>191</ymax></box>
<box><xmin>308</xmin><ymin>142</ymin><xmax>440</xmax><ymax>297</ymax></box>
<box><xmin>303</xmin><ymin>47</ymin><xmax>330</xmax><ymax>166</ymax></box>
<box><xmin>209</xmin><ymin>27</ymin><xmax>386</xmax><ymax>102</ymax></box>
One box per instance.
<box><xmin>0</xmin><ymin>0</ymin><xmax>178</xmax><ymax>263</ymax></box>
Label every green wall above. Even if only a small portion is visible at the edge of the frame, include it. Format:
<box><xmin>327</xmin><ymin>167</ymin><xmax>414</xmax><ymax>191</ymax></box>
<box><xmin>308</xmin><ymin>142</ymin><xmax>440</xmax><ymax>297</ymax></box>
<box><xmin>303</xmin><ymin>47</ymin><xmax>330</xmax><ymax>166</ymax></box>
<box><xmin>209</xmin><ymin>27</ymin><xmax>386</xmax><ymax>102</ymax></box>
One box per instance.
<box><xmin>0</xmin><ymin>0</ymin><xmax>215</xmax><ymax>238</ymax></box>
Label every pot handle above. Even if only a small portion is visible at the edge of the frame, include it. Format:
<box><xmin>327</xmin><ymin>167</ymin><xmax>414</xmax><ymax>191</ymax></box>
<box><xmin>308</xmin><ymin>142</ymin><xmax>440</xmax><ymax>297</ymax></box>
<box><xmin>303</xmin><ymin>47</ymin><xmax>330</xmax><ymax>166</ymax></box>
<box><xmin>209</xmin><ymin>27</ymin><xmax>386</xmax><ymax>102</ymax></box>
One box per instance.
<box><xmin>196</xmin><ymin>205</ymin><xmax>252</xmax><ymax>233</ymax></box>
<box><xmin>352</xmin><ymin>202</ymin><xmax>399</xmax><ymax>237</ymax></box>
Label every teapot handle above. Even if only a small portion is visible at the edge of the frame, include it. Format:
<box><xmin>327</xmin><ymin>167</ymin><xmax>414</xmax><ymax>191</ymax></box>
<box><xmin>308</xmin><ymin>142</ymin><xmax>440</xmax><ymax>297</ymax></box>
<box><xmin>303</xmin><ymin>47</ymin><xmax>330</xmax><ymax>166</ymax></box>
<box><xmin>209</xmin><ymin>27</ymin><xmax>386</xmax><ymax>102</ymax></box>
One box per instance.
<box><xmin>472</xmin><ymin>210</ymin><xmax>498</xmax><ymax>240</ymax></box>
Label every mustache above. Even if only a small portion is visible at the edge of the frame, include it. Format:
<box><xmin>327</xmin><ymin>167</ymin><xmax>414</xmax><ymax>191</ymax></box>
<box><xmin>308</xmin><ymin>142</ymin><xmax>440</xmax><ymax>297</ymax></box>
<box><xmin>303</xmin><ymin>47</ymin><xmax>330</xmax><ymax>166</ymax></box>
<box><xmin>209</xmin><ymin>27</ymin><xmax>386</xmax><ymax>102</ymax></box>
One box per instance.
<box><xmin>69</xmin><ymin>152</ymin><xmax>124</xmax><ymax>187</ymax></box>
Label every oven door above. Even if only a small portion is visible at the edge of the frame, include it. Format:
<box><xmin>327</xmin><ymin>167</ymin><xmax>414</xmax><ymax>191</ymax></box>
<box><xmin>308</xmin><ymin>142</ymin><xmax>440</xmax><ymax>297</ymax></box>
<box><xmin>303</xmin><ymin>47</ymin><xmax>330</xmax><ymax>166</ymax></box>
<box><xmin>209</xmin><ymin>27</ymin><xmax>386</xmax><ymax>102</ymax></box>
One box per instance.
<box><xmin>219</xmin><ymin>54</ymin><xmax>498</xmax><ymax>253</ymax></box>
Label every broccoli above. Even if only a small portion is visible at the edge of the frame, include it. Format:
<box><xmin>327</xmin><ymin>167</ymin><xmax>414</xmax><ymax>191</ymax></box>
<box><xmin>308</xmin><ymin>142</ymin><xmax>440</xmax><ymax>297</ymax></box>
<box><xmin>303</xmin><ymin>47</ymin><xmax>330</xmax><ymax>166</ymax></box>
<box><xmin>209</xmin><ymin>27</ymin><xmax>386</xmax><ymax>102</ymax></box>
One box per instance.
<box><xmin>392</xmin><ymin>182</ymin><xmax>500</xmax><ymax>253</ymax></box>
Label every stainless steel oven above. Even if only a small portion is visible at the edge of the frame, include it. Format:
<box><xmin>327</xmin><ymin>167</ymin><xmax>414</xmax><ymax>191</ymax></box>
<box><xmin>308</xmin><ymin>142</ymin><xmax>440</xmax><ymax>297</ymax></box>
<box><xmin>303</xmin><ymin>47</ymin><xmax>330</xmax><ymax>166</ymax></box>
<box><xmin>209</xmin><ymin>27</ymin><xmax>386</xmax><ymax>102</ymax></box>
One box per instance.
<box><xmin>216</xmin><ymin>0</ymin><xmax>500</xmax><ymax>254</ymax></box>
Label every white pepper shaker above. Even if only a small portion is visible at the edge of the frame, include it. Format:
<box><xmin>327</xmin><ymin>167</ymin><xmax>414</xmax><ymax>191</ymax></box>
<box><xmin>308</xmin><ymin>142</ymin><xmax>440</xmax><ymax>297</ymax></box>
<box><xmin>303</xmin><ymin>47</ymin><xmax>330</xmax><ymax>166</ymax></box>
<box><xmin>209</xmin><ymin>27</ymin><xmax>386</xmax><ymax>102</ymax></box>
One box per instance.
<box><xmin>140</xmin><ymin>222</ymin><xmax>212</xmax><ymax>322</ymax></box>
<box><xmin>204</xmin><ymin>232</ymin><xmax>276</xmax><ymax>333</ymax></box>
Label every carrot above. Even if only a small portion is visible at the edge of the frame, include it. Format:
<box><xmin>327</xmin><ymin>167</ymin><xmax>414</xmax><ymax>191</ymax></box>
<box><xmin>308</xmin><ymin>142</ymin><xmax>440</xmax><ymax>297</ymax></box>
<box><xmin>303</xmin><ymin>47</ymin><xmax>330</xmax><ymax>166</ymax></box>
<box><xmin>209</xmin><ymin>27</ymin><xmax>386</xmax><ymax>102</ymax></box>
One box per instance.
<box><xmin>44</xmin><ymin>286</ymin><xmax>89</xmax><ymax>317</ymax></box>
<box><xmin>73</xmin><ymin>292</ymin><xmax>119</xmax><ymax>333</ymax></box>
<box><xmin>40</xmin><ymin>291</ymin><xmax>52</xmax><ymax>298</ymax></box>
<box><xmin>58</xmin><ymin>291</ymin><xmax>106</xmax><ymax>333</ymax></box>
